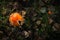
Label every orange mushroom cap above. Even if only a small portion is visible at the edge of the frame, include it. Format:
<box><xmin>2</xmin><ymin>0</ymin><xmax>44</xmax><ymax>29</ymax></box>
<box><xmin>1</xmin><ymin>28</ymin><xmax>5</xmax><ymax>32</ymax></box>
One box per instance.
<box><xmin>9</xmin><ymin>12</ymin><xmax>25</xmax><ymax>26</ymax></box>
<box><xmin>48</xmin><ymin>10</ymin><xmax>52</xmax><ymax>15</ymax></box>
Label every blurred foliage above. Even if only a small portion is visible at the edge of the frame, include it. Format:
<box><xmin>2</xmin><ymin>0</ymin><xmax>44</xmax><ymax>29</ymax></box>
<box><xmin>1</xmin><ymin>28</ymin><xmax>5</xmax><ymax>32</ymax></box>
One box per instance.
<box><xmin>0</xmin><ymin>0</ymin><xmax>60</xmax><ymax>40</ymax></box>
